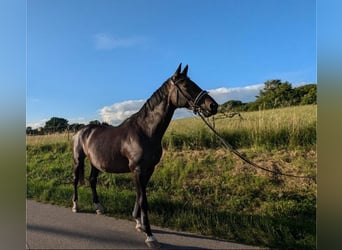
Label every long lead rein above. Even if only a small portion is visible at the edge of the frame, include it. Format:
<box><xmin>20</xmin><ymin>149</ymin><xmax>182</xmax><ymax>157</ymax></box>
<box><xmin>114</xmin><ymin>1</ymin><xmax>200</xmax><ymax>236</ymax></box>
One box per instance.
<box><xmin>170</xmin><ymin>77</ymin><xmax>314</xmax><ymax>180</ymax></box>
<box><xmin>197</xmin><ymin>112</ymin><xmax>315</xmax><ymax>180</ymax></box>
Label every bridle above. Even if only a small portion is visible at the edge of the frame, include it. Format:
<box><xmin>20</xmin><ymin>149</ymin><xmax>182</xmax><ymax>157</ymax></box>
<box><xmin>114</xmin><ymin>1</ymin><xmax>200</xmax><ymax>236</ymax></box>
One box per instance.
<box><xmin>169</xmin><ymin>77</ymin><xmax>208</xmax><ymax>114</ymax></box>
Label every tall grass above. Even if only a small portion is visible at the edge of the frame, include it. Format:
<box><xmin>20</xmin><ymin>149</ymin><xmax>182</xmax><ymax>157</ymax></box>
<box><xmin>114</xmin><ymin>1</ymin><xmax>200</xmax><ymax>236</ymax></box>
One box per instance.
<box><xmin>27</xmin><ymin>105</ymin><xmax>317</xmax><ymax>249</ymax></box>
<box><xmin>26</xmin><ymin>132</ymin><xmax>71</xmax><ymax>145</ymax></box>
<box><xmin>163</xmin><ymin>105</ymin><xmax>316</xmax><ymax>150</ymax></box>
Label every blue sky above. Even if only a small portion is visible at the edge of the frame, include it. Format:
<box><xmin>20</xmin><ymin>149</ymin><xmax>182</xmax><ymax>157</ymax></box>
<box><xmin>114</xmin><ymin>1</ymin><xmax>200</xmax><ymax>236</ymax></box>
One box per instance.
<box><xmin>26</xmin><ymin>0</ymin><xmax>316</xmax><ymax>128</ymax></box>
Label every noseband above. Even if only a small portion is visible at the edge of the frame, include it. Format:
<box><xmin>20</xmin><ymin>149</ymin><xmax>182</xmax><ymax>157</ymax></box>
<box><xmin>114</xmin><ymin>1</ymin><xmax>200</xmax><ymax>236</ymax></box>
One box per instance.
<box><xmin>170</xmin><ymin>78</ymin><xmax>208</xmax><ymax>114</ymax></box>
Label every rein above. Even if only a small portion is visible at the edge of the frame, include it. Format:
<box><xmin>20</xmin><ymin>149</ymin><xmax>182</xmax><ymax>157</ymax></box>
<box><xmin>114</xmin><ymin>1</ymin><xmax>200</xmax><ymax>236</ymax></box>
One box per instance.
<box><xmin>196</xmin><ymin>111</ymin><xmax>316</xmax><ymax>181</ymax></box>
<box><xmin>169</xmin><ymin>77</ymin><xmax>314</xmax><ymax>181</ymax></box>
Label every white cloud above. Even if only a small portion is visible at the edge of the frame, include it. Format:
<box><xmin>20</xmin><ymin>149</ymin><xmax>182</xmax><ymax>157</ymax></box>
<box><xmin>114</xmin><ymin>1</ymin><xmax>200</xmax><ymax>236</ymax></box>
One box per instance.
<box><xmin>98</xmin><ymin>84</ymin><xmax>264</xmax><ymax>125</ymax></box>
<box><xmin>26</xmin><ymin>118</ymin><xmax>48</xmax><ymax>129</ymax></box>
<box><xmin>99</xmin><ymin>99</ymin><xmax>145</xmax><ymax>125</ymax></box>
<box><xmin>94</xmin><ymin>33</ymin><xmax>146</xmax><ymax>50</ymax></box>
<box><xmin>208</xmin><ymin>84</ymin><xmax>263</xmax><ymax>104</ymax></box>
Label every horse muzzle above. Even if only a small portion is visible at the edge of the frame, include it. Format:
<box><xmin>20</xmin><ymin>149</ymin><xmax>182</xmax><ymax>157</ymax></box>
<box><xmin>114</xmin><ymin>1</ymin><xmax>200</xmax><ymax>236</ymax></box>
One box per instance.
<box><xmin>197</xmin><ymin>96</ymin><xmax>218</xmax><ymax>117</ymax></box>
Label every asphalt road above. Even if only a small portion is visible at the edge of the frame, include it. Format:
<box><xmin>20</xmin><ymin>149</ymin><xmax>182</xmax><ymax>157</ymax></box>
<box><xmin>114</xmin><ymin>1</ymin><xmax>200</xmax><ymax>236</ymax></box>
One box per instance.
<box><xmin>27</xmin><ymin>200</ymin><xmax>260</xmax><ymax>249</ymax></box>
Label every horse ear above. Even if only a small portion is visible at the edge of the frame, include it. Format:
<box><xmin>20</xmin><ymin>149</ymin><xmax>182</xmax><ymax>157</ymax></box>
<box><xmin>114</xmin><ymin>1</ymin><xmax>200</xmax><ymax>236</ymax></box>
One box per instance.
<box><xmin>182</xmin><ymin>64</ymin><xmax>188</xmax><ymax>76</ymax></box>
<box><xmin>173</xmin><ymin>63</ymin><xmax>182</xmax><ymax>78</ymax></box>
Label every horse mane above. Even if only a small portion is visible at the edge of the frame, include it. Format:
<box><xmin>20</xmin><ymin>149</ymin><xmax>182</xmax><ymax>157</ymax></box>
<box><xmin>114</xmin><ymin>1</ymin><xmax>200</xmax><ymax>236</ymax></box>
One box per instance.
<box><xmin>121</xmin><ymin>80</ymin><xmax>171</xmax><ymax>124</ymax></box>
<box><xmin>145</xmin><ymin>81</ymin><xmax>170</xmax><ymax>111</ymax></box>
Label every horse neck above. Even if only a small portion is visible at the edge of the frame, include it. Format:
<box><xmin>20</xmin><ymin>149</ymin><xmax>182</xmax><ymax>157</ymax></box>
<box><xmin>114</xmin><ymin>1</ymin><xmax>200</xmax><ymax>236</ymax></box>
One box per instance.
<box><xmin>136</xmin><ymin>82</ymin><xmax>176</xmax><ymax>140</ymax></box>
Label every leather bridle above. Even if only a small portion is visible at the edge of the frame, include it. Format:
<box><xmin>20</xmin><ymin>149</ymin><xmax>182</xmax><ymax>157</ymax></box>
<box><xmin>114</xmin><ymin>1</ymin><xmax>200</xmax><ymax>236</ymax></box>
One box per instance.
<box><xmin>169</xmin><ymin>77</ymin><xmax>208</xmax><ymax>114</ymax></box>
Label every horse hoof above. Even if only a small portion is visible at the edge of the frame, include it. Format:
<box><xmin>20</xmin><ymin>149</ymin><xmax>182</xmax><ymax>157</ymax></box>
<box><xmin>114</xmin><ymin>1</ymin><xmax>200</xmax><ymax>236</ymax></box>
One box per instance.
<box><xmin>135</xmin><ymin>219</ymin><xmax>145</xmax><ymax>233</ymax></box>
<box><xmin>136</xmin><ymin>225</ymin><xmax>144</xmax><ymax>233</ymax></box>
<box><xmin>145</xmin><ymin>236</ymin><xmax>160</xmax><ymax>249</ymax></box>
<box><xmin>94</xmin><ymin>203</ymin><xmax>104</xmax><ymax>214</ymax></box>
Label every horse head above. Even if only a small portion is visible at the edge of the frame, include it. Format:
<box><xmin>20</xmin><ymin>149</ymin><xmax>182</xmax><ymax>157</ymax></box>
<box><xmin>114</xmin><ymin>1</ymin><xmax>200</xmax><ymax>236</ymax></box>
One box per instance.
<box><xmin>169</xmin><ymin>64</ymin><xmax>218</xmax><ymax>117</ymax></box>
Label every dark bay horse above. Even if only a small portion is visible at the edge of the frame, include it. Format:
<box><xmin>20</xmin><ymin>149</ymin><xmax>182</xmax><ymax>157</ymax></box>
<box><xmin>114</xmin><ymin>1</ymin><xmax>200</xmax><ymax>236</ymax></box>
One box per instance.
<box><xmin>72</xmin><ymin>64</ymin><xmax>218</xmax><ymax>247</ymax></box>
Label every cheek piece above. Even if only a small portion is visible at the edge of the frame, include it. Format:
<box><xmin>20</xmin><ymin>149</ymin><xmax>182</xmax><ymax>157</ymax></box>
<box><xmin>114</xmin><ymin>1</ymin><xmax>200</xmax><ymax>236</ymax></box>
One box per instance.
<box><xmin>170</xmin><ymin>78</ymin><xmax>208</xmax><ymax>114</ymax></box>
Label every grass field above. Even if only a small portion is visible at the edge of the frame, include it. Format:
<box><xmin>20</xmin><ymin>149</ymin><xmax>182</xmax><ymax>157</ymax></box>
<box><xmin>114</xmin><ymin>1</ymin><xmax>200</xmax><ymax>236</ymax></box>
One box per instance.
<box><xmin>27</xmin><ymin>105</ymin><xmax>317</xmax><ymax>249</ymax></box>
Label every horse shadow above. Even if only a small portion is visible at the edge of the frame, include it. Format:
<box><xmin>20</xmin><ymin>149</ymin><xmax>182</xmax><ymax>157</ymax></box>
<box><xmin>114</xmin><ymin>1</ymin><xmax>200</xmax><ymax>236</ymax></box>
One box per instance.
<box><xmin>153</xmin><ymin>228</ymin><xmax>231</xmax><ymax>249</ymax></box>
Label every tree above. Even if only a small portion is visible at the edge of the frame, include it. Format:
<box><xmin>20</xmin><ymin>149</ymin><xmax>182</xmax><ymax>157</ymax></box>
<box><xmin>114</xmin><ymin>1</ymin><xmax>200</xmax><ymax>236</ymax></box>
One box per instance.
<box><xmin>293</xmin><ymin>84</ymin><xmax>317</xmax><ymax>105</ymax></box>
<box><xmin>44</xmin><ymin>117</ymin><xmax>69</xmax><ymax>133</ymax></box>
<box><xmin>300</xmin><ymin>86</ymin><xmax>317</xmax><ymax>105</ymax></box>
<box><xmin>255</xmin><ymin>80</ymin><xmax>294</xmax><ymax>109</ymax></box>
<box><xmin>26</xmin><ymin>126</ymin><xmax>32</xmax><ymax>135</ymax></box>
<box><xmin>218</xmin><ymin>81</ymin><xmax>317</xmax><ymax>113</ymax></box>
<box><xmin>218</xmin><ymin>100</ymin><xmax>246</xmax><ymax>113</ymax></box>
<box><xmin>69</xmin><ymin>123</ymin><xmax>85</xmax><ymax>132</ymax></box>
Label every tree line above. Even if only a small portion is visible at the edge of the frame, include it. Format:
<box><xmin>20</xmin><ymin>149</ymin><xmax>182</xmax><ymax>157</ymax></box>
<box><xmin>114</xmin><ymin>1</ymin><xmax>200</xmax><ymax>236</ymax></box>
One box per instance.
<box><xmin>218</xmin><ymin>80</ymin><xmax>316</xmax><ymax>113</ymax></box>
<box><xmin>26</xmin><ymin>118</ymin><xmax>108</xmax><ymax>135</ymax></box>
<box><xmin>26</xmin><ymin>79</ymin><xmax>316</xmax><ymax>135</ymax></box>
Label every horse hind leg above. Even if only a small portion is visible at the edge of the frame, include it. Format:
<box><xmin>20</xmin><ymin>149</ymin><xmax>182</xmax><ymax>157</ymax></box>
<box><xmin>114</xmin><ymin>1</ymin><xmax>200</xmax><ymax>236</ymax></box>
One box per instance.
<box><xmin>89</xmin><ymin>165</ymin><xmax>104</xmax><ymax>214</ymax></box>
<box><xmin>72</xmin><ymin>160</ymin><xmax>84</xmax><ymax>212</ymax></box>
<box><xmin>72</xmin><ymin>146</ymin><xmax>85</xmax><ymax>213</ymax></box>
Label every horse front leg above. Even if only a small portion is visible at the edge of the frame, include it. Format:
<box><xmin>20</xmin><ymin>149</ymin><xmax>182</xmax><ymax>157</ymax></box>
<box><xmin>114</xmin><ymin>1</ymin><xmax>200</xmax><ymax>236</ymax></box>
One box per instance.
<box><xmin>133</xmin><ymin>167</ymin><xmax>159</xmax><ymax>248</ymax></box>
<box><xmin>132</xmin><ymin>168</ymin><xmax>146</xmax><ymax>233</ymax></box>
<box><xmin>132</xmin><ymin>198</ymin><xmax>142</xmax><ymax>231</ymax></box>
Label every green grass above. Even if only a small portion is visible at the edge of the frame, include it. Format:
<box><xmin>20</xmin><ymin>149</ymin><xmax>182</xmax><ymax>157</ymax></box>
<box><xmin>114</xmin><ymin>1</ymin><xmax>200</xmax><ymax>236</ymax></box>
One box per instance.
<box><xmin>163</xmin><ymin>105</ymin><xmax>316</xmax><ymax>150</ymax></box>
<box><xmin>27</xmin><ymin>105</ymin><xmax>317</xmax><ymax>249</ymax></box>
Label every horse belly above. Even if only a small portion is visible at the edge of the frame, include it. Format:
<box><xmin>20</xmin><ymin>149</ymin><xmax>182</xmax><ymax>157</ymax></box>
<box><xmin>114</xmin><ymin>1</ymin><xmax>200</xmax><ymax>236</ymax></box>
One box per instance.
<box><xmin>105</xmin><ymin>155</ymin><xmax>131</xmax><ymax>173</ymax></box>
<box><xmin>89</xmin><ymin>151</ymin><xmax>130</xmax><ymax>174</ymax></box>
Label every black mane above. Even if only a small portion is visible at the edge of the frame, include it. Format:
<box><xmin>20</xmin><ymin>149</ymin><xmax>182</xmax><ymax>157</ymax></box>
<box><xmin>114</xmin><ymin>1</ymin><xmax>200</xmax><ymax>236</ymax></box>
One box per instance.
<box><xmin>143</xmin><ymin>80</ymin><xmax>170</xmax><ymax>112</ymax></box>
<box><xmin>123</xmin><ymin>80</ymin><xmax>171</xmax><ymax>124</ymax></box>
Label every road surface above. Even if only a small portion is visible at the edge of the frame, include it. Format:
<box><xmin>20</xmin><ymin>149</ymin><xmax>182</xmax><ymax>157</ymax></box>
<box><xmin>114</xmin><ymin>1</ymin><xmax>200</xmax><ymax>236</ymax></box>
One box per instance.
<box><xmin>27</xmin><ymin>200</ymin><xmax>261</xmax><ymax>249</ymax></box>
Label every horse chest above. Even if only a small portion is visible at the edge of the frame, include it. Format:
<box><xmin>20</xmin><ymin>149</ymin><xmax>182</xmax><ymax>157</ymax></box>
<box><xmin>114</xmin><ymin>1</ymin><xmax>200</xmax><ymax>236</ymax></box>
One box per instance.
<box><xmin>122</xmin><ymin>140</ymin><xmax>162</xmax><ymax>168</ymax></box>
<box><xmin>142</xmin><ymin>146</ymin><xmax>163</xmax><ymax>165</ymax></box>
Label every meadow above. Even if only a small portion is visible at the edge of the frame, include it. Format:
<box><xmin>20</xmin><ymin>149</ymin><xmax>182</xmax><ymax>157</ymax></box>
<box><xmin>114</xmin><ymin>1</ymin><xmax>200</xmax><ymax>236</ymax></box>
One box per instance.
<box><xmin>27</xmin><ymin>105</ymin><xmax>317</xmax><ymax>249</ymax></box>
